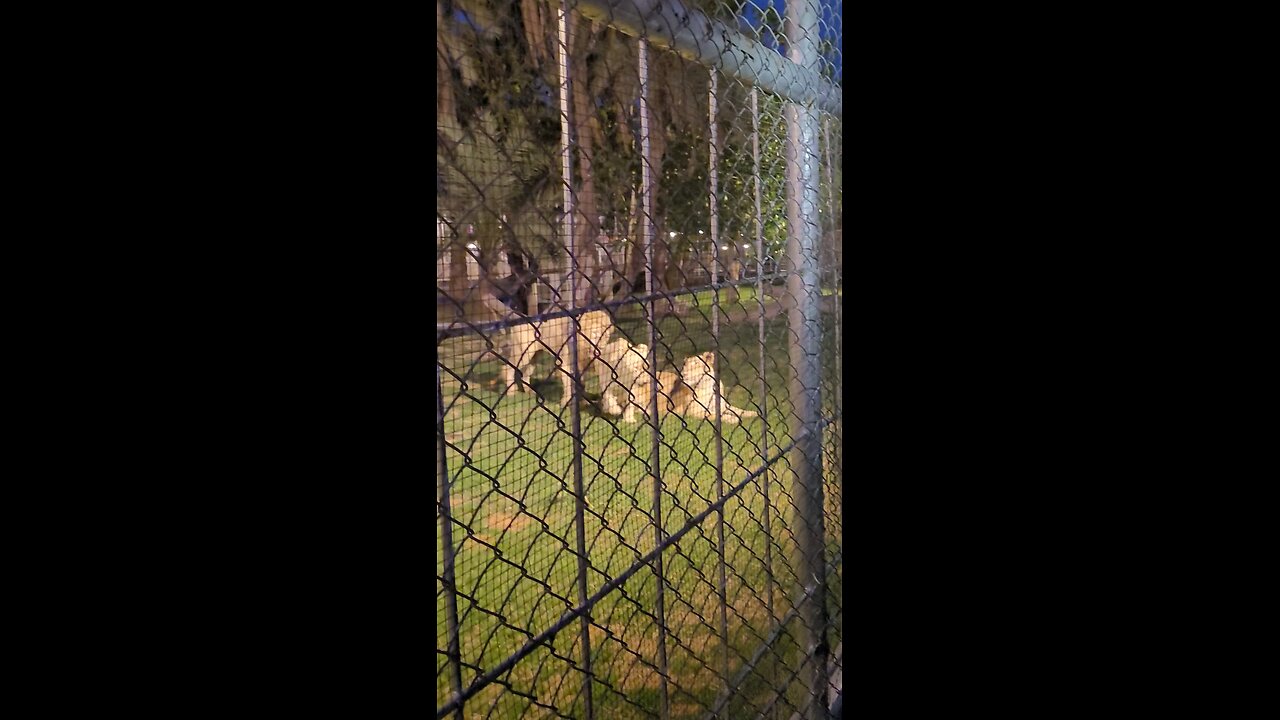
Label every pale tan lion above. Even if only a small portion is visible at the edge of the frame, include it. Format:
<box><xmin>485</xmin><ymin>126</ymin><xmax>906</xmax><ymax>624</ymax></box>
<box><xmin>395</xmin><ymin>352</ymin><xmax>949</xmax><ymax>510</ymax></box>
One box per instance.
<box><xmin>599</xmin><ymin>339</ymin><xmax>652</xmax><ymax>420</ymax></box>
<box><xmin>625</xmin><ymin>368</ymin><xmax>685</xmax><ymax>423</ymax></box>
<box><xmin>503</xmin><ymin>309</ymin><xmax>614</xmax><ymax>405</ymax></box>
<box><xmin>596</xmin><ymin>337</ymin><xmax>683</xmax><ymax>422</ymax></box>
<box><xmin>606</xmin><ymin>347</ymin><xmax>757</xmax><ymax>424</ymax></box>
<box><xmin>676</xmin><ymin>351</ymin><xmax>759</xmax><ymax>424</ymax></box>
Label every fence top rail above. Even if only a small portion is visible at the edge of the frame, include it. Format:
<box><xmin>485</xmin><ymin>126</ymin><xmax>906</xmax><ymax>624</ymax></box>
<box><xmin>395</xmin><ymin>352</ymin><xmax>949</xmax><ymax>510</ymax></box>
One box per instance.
<box><xmin>574</xmin><ymin>0</ymin><xmax>842</xmax><ymax>116</ymax></box>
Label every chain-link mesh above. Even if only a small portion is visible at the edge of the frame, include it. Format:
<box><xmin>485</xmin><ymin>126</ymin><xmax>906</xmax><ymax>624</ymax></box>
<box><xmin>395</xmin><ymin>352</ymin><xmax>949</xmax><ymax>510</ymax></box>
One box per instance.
<box><xmin>438</xmin><ymin>1</ymin><xmax>841</xmax><ymax>718</ymax></box>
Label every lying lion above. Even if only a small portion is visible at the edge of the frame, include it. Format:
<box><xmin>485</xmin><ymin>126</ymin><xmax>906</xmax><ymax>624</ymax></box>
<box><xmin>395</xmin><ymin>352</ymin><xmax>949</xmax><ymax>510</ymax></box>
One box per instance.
<box><xmin>503</xmin><ymin>309</ymin><xmax>615</xmax><ymax>405</ymax></box>
<box><xmin>600</xmin><ymin>342</ymin><xmax>758</xmax><ymax>424</ymax></box>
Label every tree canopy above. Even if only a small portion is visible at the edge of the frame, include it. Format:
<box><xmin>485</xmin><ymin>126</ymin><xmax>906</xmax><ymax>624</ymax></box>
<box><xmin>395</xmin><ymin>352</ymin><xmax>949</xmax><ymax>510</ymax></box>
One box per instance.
<box><xmin>437</xmin><ymin>0</ymin><xmax>806</xmax><ymax>312</ymax></box>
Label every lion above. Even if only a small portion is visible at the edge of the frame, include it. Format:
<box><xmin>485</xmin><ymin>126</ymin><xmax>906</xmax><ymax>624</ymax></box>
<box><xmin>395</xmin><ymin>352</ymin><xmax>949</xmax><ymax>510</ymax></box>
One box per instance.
<box><xmin>624</xmin><ymin>366</ymin><xmax>685</xmax><ymax>423</ymax></box>
<box><xmin>604</xmin><ymin>345</ymin><xmax>758</xmax><ymax>424</ymax></box>
<box><xmin>675</xmin><ymin>351</ymin><xmax>759</xmax><ymax>424</ymax></box>
<box><xmin>503</xmin><ymin>309</ymin><xmax>615</xmax><ymax>405</ymax></box>
<box><xmin>598</xmin><ymin>338</ymin><xmax>654</xmax><ymax>420</ymax></box>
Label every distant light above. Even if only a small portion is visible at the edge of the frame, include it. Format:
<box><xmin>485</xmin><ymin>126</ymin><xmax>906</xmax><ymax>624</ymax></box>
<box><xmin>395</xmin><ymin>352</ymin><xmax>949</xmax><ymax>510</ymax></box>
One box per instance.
<box><xmin>742</xmin><ymin>244</ymin><xmax>750</xmax><ymax>249</ymax></box>
<box><xmin>669</xmin><ymin>231</ymin><xmax>677</xmax><ymax>238</ymax></box>
<box><xmin>721</xmin><ymin>245</ymin><xmax>729</xmax><ymax>251</ymax></box>
<box><xmin>698</xmin><ymin>230</ymin><xmax>704</xmax><ymax>235</ymax></box>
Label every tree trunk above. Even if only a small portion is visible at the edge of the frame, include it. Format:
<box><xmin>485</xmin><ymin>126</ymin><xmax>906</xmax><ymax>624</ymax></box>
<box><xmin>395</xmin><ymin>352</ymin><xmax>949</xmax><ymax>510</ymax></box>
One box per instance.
<box><xmin>624</xmin><ymin>239</ymin><xmax>645</xmax><ymax>298</ymax></box>
<box><xmin>503</xmin><ymin>240</ymin><xmax>531</xmax><ymax>317</ymax></box>
<box><xmin>650</xmin><ymin>129</ymin><xmax>667</xmax><ymax>298</ymax></box>
<box><xmin>619</xmin><ymin>187</ymin><xmax>644</xmax><ymax>298</ymax></box>
<box><xmin>449</xmin><ymin>241</ymin><xmax>469</xmax><ymax>314</ymax></box>
<box><xmin>663</xmin><ymin>243</ymin><xmax>683</xmax><ymax>294</ymax></box>
<box><xmin>474</xmin><ymin>248</ymin><xmax>521</xmax><ymax>321</ymax></box>
<box><xmin>437</xmin><ymin>1</ymin><xmax>455</xmax><ymax>130</ymax></box>
<box><xmin>569</xmin><ymin>10</ymin><xmax>599</xmax><ymax>308</ymax></box>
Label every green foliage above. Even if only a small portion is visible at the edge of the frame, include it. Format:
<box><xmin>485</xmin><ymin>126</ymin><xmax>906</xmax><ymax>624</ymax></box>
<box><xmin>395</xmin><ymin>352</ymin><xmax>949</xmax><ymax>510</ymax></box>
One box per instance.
<box><xmin>438</xmin><ymin>0</ymin><xmax>798</xmax><ymax>286</ymax></box>
<box><xmin>438</xmin><ymin>0</ymin><xmax>563</xmax><ymax>263</ymax></box>
<box><xmin>716</xmin><ymin>86</ymin><xmax>789</xmax><ymax>259</ymax></box>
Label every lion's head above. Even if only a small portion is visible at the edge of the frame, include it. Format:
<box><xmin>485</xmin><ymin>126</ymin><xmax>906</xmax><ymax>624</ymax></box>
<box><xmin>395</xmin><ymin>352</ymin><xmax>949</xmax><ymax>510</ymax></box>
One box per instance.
<box><xmin>681</xmin><ymin>351</ymin><xmax>717</xmax><ymax>383</ymax></box>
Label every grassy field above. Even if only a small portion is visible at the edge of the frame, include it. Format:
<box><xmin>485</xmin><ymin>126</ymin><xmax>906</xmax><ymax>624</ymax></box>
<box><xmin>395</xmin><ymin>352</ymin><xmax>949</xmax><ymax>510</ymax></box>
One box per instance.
<box><xmin>683</xmin><ymin>284</ymin><xmax>779</xmax><ymax>309</ymax></box>
<box><xmin>438</xmin><ymin>294</ymin><xmax>842</xmax><ymax>720</ymax></box>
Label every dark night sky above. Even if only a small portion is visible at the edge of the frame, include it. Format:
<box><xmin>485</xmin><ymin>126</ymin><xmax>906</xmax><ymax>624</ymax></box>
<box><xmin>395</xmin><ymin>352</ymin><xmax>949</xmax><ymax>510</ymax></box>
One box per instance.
<box><xmin>737</xmin><ymin>0</ymin><xmax>843</xmax><ymax>85</ymax></box>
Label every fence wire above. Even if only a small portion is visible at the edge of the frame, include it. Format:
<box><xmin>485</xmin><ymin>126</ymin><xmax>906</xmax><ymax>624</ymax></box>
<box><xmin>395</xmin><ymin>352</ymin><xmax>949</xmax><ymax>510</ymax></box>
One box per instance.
<box><xmin>438</xmin><ymin>1</ymin><xmax>841</xmax><ymax>718</ymax></box>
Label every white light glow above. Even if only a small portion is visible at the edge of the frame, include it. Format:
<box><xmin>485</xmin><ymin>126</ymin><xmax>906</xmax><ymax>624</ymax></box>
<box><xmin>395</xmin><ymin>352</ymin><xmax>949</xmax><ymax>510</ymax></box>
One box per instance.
<box><xmin>721</xmin><ymin>245</ymin><xmax>729</xmax><ymax>250</ymax></box>
<box><xmin>466</xmin><ymin>243</ymin><xmax>478</xmax><ymax>250</ymax></box>
<box><xmin>669</xmin><ymin>231</ymin><xmax>677</xmax><ymax>238</ymax></box>
<box><xmin>742</xmin><ymin>244</ymin><xmax>750</xmax><ymax>249</ymax></box>
<box><xmin>698</xmin><ymin>230</ymin><xmax>704</xmax><ymax>235</ymax></box>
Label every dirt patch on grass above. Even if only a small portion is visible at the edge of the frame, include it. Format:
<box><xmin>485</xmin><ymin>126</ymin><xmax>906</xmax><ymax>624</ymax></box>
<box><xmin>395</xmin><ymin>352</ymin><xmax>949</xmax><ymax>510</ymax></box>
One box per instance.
<box><xmin>486</xmin><ymin>510</ymin><xmax>533</xmax><ymax>533</ymax></box>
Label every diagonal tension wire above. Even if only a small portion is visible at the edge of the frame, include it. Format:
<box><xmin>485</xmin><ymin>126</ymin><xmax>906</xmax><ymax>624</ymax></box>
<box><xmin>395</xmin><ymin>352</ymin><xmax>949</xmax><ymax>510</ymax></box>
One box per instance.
<box><xmin>436</xmin><ymin>415</ymin><xmax>836</xmax><ymax>720</ymax></box>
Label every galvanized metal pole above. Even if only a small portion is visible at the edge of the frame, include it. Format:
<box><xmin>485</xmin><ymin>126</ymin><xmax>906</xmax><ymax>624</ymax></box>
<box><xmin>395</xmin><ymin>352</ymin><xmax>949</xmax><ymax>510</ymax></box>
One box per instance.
<box><xmin>822</xmin><ymin>116</ymin><xmax>842</xmax><ymax>481</ymax></box>
<box><xmin>638</xmin><ymin>36</ymin><xmax>671</xmax><ymax>720</ymax></box>
<box><xmin>437</xmin><ymin>364</ymin><xmax>466</xmax><ymax>720</ymax></box>
<box><xmin>751</xmin><ymin>87</ymin><xmax>777</xmax><ymax>630</ymax></box>
<box><xmin>557</xmin><ymin>4</ymin><xmax>595</xmax><ymax>718</ymax></box>
<box><xmin>783</xmin><ymin>2</ymin><xmax>829</xmax><ymax>719</ymax></box>
<box><xmin>707</xmin><ymin>69</ymin><xmax>731</xmax><ymax>702</ymax></box>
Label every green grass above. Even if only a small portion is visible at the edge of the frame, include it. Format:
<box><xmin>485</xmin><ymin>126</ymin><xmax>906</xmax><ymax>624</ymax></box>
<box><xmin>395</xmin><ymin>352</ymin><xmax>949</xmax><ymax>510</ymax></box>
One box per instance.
<box><xmin>684</xmin><ymin>284</ymin><xmax>778</xmax><ymax>309</ymax></box>
<box><xmin>438</xmin><ymin>309</ymin><xmax>842</xmax><ymax>720</ymax></box>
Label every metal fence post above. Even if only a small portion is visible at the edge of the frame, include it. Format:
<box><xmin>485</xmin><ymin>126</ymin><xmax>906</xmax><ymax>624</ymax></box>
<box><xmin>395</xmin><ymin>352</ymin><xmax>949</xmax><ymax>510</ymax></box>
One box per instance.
<box><xmin>822</xmin><ymin>115</ymin><xmax>843</xmax><ymax>487</ymax></box>
<box><xmin>751</xmin><ymin>86</ymin><xmax>778</xmax><ymax>631</ymax></box>
<box><xmin>557</xmin><ymin>3</ymin><xmax>595</xmax><ymax>718</ymax></box>
<box><xmin>784</xmin><ymin>1</ymin><xmax>829</xmax><ymax>719</ymax></box>
<box><xmin>437</xmin><ymin>365</ymin><xmax>466</xmax><ymax>720</ymax></box>
<box><xmin>639</xmin><ymin>35</ymin><xmax>671</xmax><ymax>720</ymax></box>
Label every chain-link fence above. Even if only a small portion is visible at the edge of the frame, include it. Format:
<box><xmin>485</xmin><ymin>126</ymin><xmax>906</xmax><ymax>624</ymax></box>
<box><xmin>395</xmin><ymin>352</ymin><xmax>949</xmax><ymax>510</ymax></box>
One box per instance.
<box><xmin>438</xmin><ymin>1</ymin><xmax>841</xmax><ymax>718</ymax></box>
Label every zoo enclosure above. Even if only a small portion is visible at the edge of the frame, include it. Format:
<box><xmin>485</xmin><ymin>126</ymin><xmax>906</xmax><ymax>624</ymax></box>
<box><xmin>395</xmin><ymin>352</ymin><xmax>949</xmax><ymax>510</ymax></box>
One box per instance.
<box><xmin>438</xmin><ymin>0</ymin><xmax>841</xmax><ymax>718</ymax></box>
